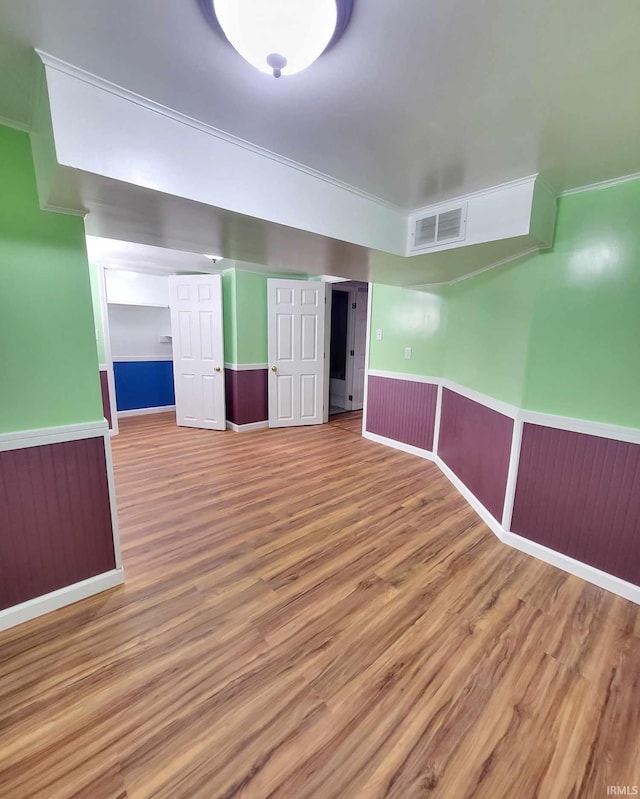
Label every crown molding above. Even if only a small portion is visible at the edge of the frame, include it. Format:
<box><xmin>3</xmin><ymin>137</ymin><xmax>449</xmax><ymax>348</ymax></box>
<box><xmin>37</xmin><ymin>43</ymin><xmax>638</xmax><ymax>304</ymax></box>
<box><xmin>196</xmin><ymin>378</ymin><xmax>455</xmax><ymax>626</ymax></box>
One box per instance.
<box><xmin>409</xmin><ymin>174</ymin><xmax>541</xmax><ymax>219</ymax></box>
<box><xmin>0</xmin><ymin>114</ymin><xmax>31</xmax><ymax>133</ymax></box>
<box><xmin>559</xmin><ymin>170</ymin><xmax>640</xmax><ymax>197</ymax></box>
<box><xmin>409</xmin><ymin>245</ymin><xmax>542</xmax><ymax>290</ymax></box>
<box><xmin>34</xmin><ymin>50</ymin><xmax>404</xmax><ymax>215</ymax></box>
<box><xmin>42</xmin><ymin>202</ymin><xmax>87</xmax><ymax>218</ymax></box>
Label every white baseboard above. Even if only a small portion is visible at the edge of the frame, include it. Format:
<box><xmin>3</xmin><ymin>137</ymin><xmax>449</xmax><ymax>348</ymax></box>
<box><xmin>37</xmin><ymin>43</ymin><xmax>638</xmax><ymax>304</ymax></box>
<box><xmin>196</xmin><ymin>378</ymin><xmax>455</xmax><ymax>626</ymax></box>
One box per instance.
<box><xmin>502</xmin><ymin>531</ymin><xmax>640</xmax><ymax>605</ymax></box>
<box><xmin>226</xmin><ymin>420</ymin><xmax>269</xmax><ymax>432</ymax></box>
<box><xmin>434</xmin><ymin>455</ymin><xmax>504</xmax><ymax>538</ymax></box>
<box><xmin>118</xmin><ymin>405</ymin><xmax>175</xmax><ymax>418</ymax></box>
<box><xmin>363</xmin><ymin>430</ymin><xmax>434</xmax><ymax>461</ymax></box>
<box><xmin>0</xmin><ymin>568</ymin><xmax>125</xmax><ymax>632</ymax></box>
<box><xmin>366</xmin><ymin>436</ymin><xmax>640</xmax><ymax>606</ymax></box>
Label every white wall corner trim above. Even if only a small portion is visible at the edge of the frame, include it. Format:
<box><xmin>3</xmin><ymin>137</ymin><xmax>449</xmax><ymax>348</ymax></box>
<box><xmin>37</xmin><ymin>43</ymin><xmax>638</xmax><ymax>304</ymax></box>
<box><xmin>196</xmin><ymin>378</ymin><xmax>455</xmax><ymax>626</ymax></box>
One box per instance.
<box><xmin>363</xmin><ymin>430</ymin><xmax>434</xmax><ymax>462</ymax></box>
<box><xmin>117</xmin><ymin>405</ymin><xmax>176</xmax><ymax>418</ymax></box>
<box><xmin>0</xmin><ymin>568</ymin><xmax>125</xmax><ymax>633</ymax></box>
<box><xmin>0</xmin><ymin>420</ymin><xmax>108</xmax><ymax>452</ymax></box>
<box><xmin>432</xmin><ymin>383</ymin><xmax>443</xmax><ymax>457</ymax></box>
<box><xmin>103</xmin><ymin>432</ymin><xmax>123</xmax><ymax>569</ymax></box>
<box><xmin>226</xmin><ymin>420</ymin><xmax>269</xmax><ymax>432</ymax></box>
<box><xmin>501</xmin><ymin>414</ymin><xmax>524</xmax><ymax>531</ymax></box>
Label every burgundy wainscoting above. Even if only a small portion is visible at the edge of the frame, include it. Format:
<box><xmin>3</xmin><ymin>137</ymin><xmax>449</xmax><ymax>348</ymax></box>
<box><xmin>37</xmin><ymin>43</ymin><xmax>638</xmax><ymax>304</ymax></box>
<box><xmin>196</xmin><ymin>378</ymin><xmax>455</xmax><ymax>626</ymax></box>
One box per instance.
<box><xmin>100</xmin><ymin>369</ymin><xmax>112</xmax><ymax>429</ymax></box>
<box><xmin>225</xmin><ymin>369</ymin><xmax>268</xmax><ymax>426</ymax></box>
<box><xmin>0</xmin><ymin>437</ymin><xmax>116</xmax><ymax>610</ymax></box>
<box><xmin>366</xmin><ymin>376</ymin><xmax>438</xmax><ymax>451</ymax></box>
<box><xmin>511</xmin><ymin>424</ymin><xmax>640</xmax><ymax>585</ymax></box>
<box><xmin>438</xmin><ymin>388</ymin><xmax>514</xmax><ymax>521</ymax></box>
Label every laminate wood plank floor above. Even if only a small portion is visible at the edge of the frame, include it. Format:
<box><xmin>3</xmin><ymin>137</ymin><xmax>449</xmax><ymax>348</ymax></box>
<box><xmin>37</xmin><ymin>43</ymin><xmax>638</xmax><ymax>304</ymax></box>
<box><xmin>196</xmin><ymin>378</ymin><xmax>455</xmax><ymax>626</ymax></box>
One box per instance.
<box><xmin>1</xmin><ymin>412</ymin><xmax>639</xmax><ymax>798</ymax></box>
<box><xmin>328</xmin><ymin>410</ymin><xmax>363</xmax><ymax>435</ymax></box>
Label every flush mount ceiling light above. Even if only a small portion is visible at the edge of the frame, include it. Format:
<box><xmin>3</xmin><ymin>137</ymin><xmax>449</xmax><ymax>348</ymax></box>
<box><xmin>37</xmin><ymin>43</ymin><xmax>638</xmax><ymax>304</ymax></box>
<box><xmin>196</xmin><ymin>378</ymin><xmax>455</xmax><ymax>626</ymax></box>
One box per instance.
<box><xmin>201</xmin><ymin>0</ymin><xmax>354</xmax><ymax>78</ymax></box>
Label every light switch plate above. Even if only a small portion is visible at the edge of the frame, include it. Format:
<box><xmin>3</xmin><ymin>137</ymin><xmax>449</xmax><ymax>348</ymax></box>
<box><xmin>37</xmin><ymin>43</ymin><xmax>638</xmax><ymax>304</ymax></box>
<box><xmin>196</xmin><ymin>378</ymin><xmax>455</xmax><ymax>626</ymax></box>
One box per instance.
<box><xmin>376</xmin><ymin>328</ymin><xmax>383</xmax><ymax>341</ymax></box>
<box><xmin>404</xmin><ymin>347</ymin><xmax>412</xmax><ymax>359</ymax></box>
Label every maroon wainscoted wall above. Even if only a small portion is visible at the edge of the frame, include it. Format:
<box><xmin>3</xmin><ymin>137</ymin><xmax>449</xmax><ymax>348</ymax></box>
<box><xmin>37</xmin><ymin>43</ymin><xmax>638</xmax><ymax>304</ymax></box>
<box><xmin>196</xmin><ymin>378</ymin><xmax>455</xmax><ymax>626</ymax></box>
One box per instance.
<box><xmin>511</xmin><ymin>424</ymin><xmax>640</xmax><ymax>585</ymax></box>
<box><xmin>366</xmin><ymin>376</ymin><xmax>438</xmax><ymax>451</ymax></box>
<box><xmin>438</xmin><ymin>388</ymin><xmax>513</xmax><ymax>521</ymax></box>
<box><xmin>0</xmin><ymin>437</ymin><xmax>116</xmax><ymax>610</ymax></box>
<box><xmin>100</xmin><ymin>370</ymin><xmax>112</xmax><ymax>429</ymax></box>
<box><xmin>225</xmin><ymin>369</ymin><xmax>268</xmax><ymax>426</ymax></box>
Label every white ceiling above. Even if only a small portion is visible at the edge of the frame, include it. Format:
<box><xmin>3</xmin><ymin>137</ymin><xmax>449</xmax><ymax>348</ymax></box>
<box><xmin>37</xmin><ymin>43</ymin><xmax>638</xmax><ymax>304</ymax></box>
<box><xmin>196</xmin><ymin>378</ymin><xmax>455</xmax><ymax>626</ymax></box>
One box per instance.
<box><xmin>1</xmin><ymin>0</ymin><xmax>639</xmax><ymax>209</ymax></box>
<box><xmin>85</xmin><ymin>235</ymin><xmax>312</xmax><ymax>279</ymax></box>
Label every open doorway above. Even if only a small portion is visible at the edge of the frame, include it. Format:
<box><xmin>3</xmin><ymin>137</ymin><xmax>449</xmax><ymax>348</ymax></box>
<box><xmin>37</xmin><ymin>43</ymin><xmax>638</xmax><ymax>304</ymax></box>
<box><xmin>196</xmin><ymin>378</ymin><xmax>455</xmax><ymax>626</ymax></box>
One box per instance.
<box><xmin>328</xmin><ymin>281</ymin><xmax>368</xmax><ymax>415</ymax></box>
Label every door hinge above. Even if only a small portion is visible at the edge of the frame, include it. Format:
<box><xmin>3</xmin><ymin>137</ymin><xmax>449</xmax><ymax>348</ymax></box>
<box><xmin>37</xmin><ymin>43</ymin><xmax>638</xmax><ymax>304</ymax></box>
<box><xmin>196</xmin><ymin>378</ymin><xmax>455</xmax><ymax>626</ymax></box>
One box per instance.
<box><xmin>348</xmin><ymin>395</ymin><xmax>353</xmax><ymax>401</ymax></box>
<box><xmin>352</xmin><ymin>302</ymin><xmax>357</xmax><ymax>309</ymax></box>
<box><xmin>350</xmin><ymin>349</ymin><xmax>355</xmax><ymax>356</ymax></box>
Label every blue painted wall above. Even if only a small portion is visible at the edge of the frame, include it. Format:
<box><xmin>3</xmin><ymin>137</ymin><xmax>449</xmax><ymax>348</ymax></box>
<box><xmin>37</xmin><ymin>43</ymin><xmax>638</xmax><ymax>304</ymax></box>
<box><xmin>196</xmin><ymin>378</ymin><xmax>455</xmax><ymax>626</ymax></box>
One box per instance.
<box><xmin>113</xmin><ymin>361</ymin><xmax>175</xmax><ymax>411</ymax></box>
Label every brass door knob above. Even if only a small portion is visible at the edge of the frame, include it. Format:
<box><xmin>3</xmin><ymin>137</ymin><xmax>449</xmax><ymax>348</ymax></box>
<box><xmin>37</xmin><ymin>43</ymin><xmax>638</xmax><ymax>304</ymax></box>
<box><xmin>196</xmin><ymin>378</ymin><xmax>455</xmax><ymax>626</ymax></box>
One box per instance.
<box><xmin>271</xmin><ymin>366</ymin><xmax>277</xmax><ymax>372</ymax></box>
<box><xmin>214</xmin><ymin>366</ymin><xmax>221</xmax><ymax>372</ymax></box>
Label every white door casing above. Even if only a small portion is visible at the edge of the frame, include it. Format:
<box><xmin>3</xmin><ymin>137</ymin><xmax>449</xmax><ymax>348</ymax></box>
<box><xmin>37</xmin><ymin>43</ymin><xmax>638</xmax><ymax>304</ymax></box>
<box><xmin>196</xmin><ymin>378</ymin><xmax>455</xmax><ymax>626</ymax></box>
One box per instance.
<box><xmin>268</xmin><ymin>279</ymin><xmax>327</xmax><ymax>428</ymax></box>
<box><xmin>352</xmin><ymin>286</ymin><xmax>368</xmax><ymax>410</ymax></box>
<box><xmin>169</xmin><ymin>274</ymin><xmax>226</xmax><ymax>430</ymax></box>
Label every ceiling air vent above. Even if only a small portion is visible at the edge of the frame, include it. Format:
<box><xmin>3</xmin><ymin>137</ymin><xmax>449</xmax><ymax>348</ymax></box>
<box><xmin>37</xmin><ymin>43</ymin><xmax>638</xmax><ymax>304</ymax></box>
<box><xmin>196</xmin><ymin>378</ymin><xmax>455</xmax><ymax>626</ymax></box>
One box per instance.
<box><xmin>410</xmin><ymin>203</ymin><xmax>467</xmax><ymax>253</ymax></box>
<box><xmin>436</xmin><ymin>208</ymin><xmax>463</xmax><ymax>241</ymax></box>
<box><xmin>414</xmin><ymin>214</ymin><xmax>437</xmax><ymax>247</ymax></box>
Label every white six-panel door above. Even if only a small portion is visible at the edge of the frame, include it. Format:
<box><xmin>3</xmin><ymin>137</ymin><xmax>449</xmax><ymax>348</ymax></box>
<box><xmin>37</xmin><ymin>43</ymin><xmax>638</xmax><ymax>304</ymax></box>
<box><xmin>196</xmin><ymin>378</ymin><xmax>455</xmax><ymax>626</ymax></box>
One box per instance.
<box><xmin>168</xmin><ymin>274</ymin><xmax>226</xmax><ymax>430</ymax></box>
<box><xmin>267</xmin><ymin>279</ymin><xmax>326</xmax><ymax>428</ymax></box>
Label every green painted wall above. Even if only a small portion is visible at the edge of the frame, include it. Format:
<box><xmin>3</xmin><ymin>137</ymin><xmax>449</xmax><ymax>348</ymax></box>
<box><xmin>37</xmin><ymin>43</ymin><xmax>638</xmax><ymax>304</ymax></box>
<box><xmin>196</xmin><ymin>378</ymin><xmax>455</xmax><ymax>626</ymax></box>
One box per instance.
<box><xmin>0</xmin><ymin>125</ymin><xmax>102</xmax><ymax>433</ymax></box>
<box><xmin>235</xmin><ymin>270</ymin><xmax>269</xmax><ymax>364</ymax></box>
<box><xmin>222</xmin><ymin>269</ymin><xmax>237</xmax><ymax>364</ymax></box>
<box><xmin>369</xmin><ymin>178</ymin><xmax>640</xmax><ymax>428</ymax></box>
<box><xmin>88</xmin><ymin>262</ymin><xmax>106</xmax><ymax>363</ymax></box>
<box><xmin>223</xmin><ymin>268</ymin><xmax>308</xmax><ymax>365</ymax></box>
<box><xmin>443</xmin><ymin>260</ymin><xmax>538</xmax><ymax>406</ymax></box>
<box><xmin>522</xmin><ymin>183</ymin><xmax>640</xmax><ymax>426</ymax></box>
<box><xmin>369</xmin><ymin>285</ymin><xmax>446</xmax><ymax>377</ymax></box>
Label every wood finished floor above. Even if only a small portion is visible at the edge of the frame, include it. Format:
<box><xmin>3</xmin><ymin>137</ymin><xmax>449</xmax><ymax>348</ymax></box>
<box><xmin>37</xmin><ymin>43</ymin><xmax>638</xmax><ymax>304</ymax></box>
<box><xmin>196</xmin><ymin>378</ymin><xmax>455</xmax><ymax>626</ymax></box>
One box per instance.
<box><xmin>1</xmin><ymin>412</ymin><xmax>640</xmax><ymax>798</ymax></box>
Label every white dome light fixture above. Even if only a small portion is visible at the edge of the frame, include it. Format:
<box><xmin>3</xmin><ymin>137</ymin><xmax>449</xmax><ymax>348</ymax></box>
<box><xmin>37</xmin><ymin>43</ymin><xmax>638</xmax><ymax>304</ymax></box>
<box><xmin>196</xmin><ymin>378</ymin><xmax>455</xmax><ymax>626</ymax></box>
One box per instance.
<box><xmin>203</xmin><ymin>0</ymin><xmax>354</xmax><ymax>78</ymax></box>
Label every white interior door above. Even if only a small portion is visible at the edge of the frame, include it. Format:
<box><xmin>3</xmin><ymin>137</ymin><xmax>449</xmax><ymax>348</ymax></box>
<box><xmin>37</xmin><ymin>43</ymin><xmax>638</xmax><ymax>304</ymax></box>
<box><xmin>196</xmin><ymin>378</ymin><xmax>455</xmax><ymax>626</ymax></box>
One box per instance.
<box><xmin>268</xmin><ymin>279</ymin><xmax>326</xmax><ymax>428</ymax></box>
<box><xmin>169</xmin><ymin>274</ymin><xmax>226</xmax><ymax>430</ymax></box>
<box><xmin>352</xmin><ymin>286</ymin><xmax>368</xmax><ymax>410</ymax></box>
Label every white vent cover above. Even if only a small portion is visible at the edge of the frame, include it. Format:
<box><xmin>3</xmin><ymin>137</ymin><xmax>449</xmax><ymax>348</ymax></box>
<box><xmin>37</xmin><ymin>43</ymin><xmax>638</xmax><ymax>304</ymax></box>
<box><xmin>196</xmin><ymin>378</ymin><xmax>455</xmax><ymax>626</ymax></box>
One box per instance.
<box><xmin>410</xmin><ymin>204</ymin><xmax>467</xmax><ymax>252</ymax></box>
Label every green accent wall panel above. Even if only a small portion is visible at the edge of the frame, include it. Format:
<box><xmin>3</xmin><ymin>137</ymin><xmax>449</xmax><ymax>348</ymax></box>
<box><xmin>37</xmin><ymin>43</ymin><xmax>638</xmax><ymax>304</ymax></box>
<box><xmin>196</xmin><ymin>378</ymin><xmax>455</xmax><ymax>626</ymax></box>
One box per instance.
<box><xmin>523</xmin><ymin>183</ymin><xmax>640</xmax><ymax>427</ymax></box>
<box><xmin>369</xmin><ymin>284</ymin><xmax>446</xmax><ymax>377</ymax></box>
<box><xmin>444</xmin><ymin>260</ymin><xmax>537</xmax><ymax>407</ymax></box>
<box><xmin>0</xmin><ymin>125</ymin><xmax>102</xmax><ymax>433</ymax></box>
<box><xmin>88</xmin><ymin>262</ymin><xmax>106</xmax><ymax>363</ymax></box>
<box><xmin>235</xmin><ymin>270</ymin><xmax>269</xmax><ymax>364</ymax></box>
<box><xmin>222</xmin><ymin>269</ymin><xmax>237</xmax><ymax>364</ymax></box>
